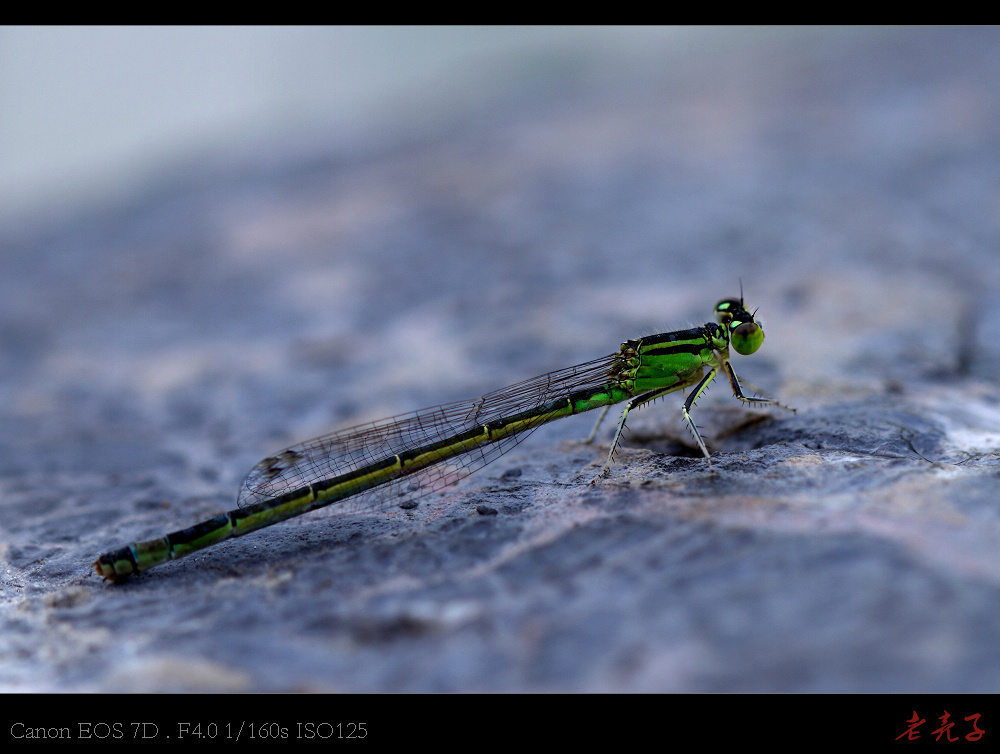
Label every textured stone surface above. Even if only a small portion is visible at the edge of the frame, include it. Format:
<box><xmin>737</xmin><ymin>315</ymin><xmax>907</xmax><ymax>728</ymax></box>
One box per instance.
<box><xmin>2</xmin><ymin>28</ymin><xmax>1000</xmax><ymax>693</ymax></box>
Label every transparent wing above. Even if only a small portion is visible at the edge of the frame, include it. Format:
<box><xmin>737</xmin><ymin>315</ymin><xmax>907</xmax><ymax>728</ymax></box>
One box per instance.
<box><xmin>238</xmin><ymin>353</ymin><xmax>620</xmax><ymax>513</ymax></box>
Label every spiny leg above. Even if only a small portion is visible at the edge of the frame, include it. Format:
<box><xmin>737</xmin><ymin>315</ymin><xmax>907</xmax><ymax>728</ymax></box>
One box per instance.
<box><xmin>682</xmin><ymin>367</ymin><xmax>721</xmax><ymax>465</ymax></box>
<box><xmin>722</xmin><ymin>362</ymin><xmax>796</xmax><ymax>413</ymax></box>
<box><xmin>592</xmin><ymin>381</ymin><xmax>694</xmax><ymax>481</ymax></box>
<box><xmin>584</xmin><ymin>405</ymin><xmax>612</xmax><ymax>444</ymax></box>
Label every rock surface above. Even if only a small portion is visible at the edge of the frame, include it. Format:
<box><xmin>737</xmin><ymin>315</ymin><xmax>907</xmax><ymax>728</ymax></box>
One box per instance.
<box><xmin>2</xmin><ymin>28</ymin><xmax>999</xmax><ymax>694</ymax></box>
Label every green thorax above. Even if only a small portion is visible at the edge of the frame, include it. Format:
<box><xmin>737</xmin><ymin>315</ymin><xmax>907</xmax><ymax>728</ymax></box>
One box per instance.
<box><xmin>614</xmin><ymin>324</ymin><xmax>726</xmax><ymax>395</ymax></box>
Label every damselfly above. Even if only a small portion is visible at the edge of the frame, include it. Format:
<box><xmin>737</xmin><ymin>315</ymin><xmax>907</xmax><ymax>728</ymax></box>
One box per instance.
<box><xmin>94</xmin><ymin>295</ymin><xmax>793</xmax><ymax>580</ymax></box>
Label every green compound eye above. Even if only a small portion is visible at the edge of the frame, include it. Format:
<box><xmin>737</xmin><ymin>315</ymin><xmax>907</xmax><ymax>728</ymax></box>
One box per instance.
<box><xmin>731</xmin><ymin>321</ymin><xmax>764</xmax><ymax>355</ymax></box>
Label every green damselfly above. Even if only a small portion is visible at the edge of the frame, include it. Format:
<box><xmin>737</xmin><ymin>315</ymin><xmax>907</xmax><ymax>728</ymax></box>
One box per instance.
<box><xmin>94</xmin><ymin>295</ymin><xmax>793</xmax><ymax>580</ymax></box>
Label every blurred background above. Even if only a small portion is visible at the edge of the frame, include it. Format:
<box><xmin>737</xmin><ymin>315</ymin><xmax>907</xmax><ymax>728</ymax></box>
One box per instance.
<box><xmin>3</xmin><ymin>27</ymin><xmax>1000</xmax><ymax>699</ymax></box>
<box><xmin>1</xmin><ymin>26</ymin><xmax>703</xmax><ymax>224</ymax></box>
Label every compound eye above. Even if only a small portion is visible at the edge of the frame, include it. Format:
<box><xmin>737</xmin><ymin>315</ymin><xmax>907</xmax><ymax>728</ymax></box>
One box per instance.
<box><xmin>731</xmin><ymin>321</ymin><xmax>764</xmax><ymax>355</ymax></box>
